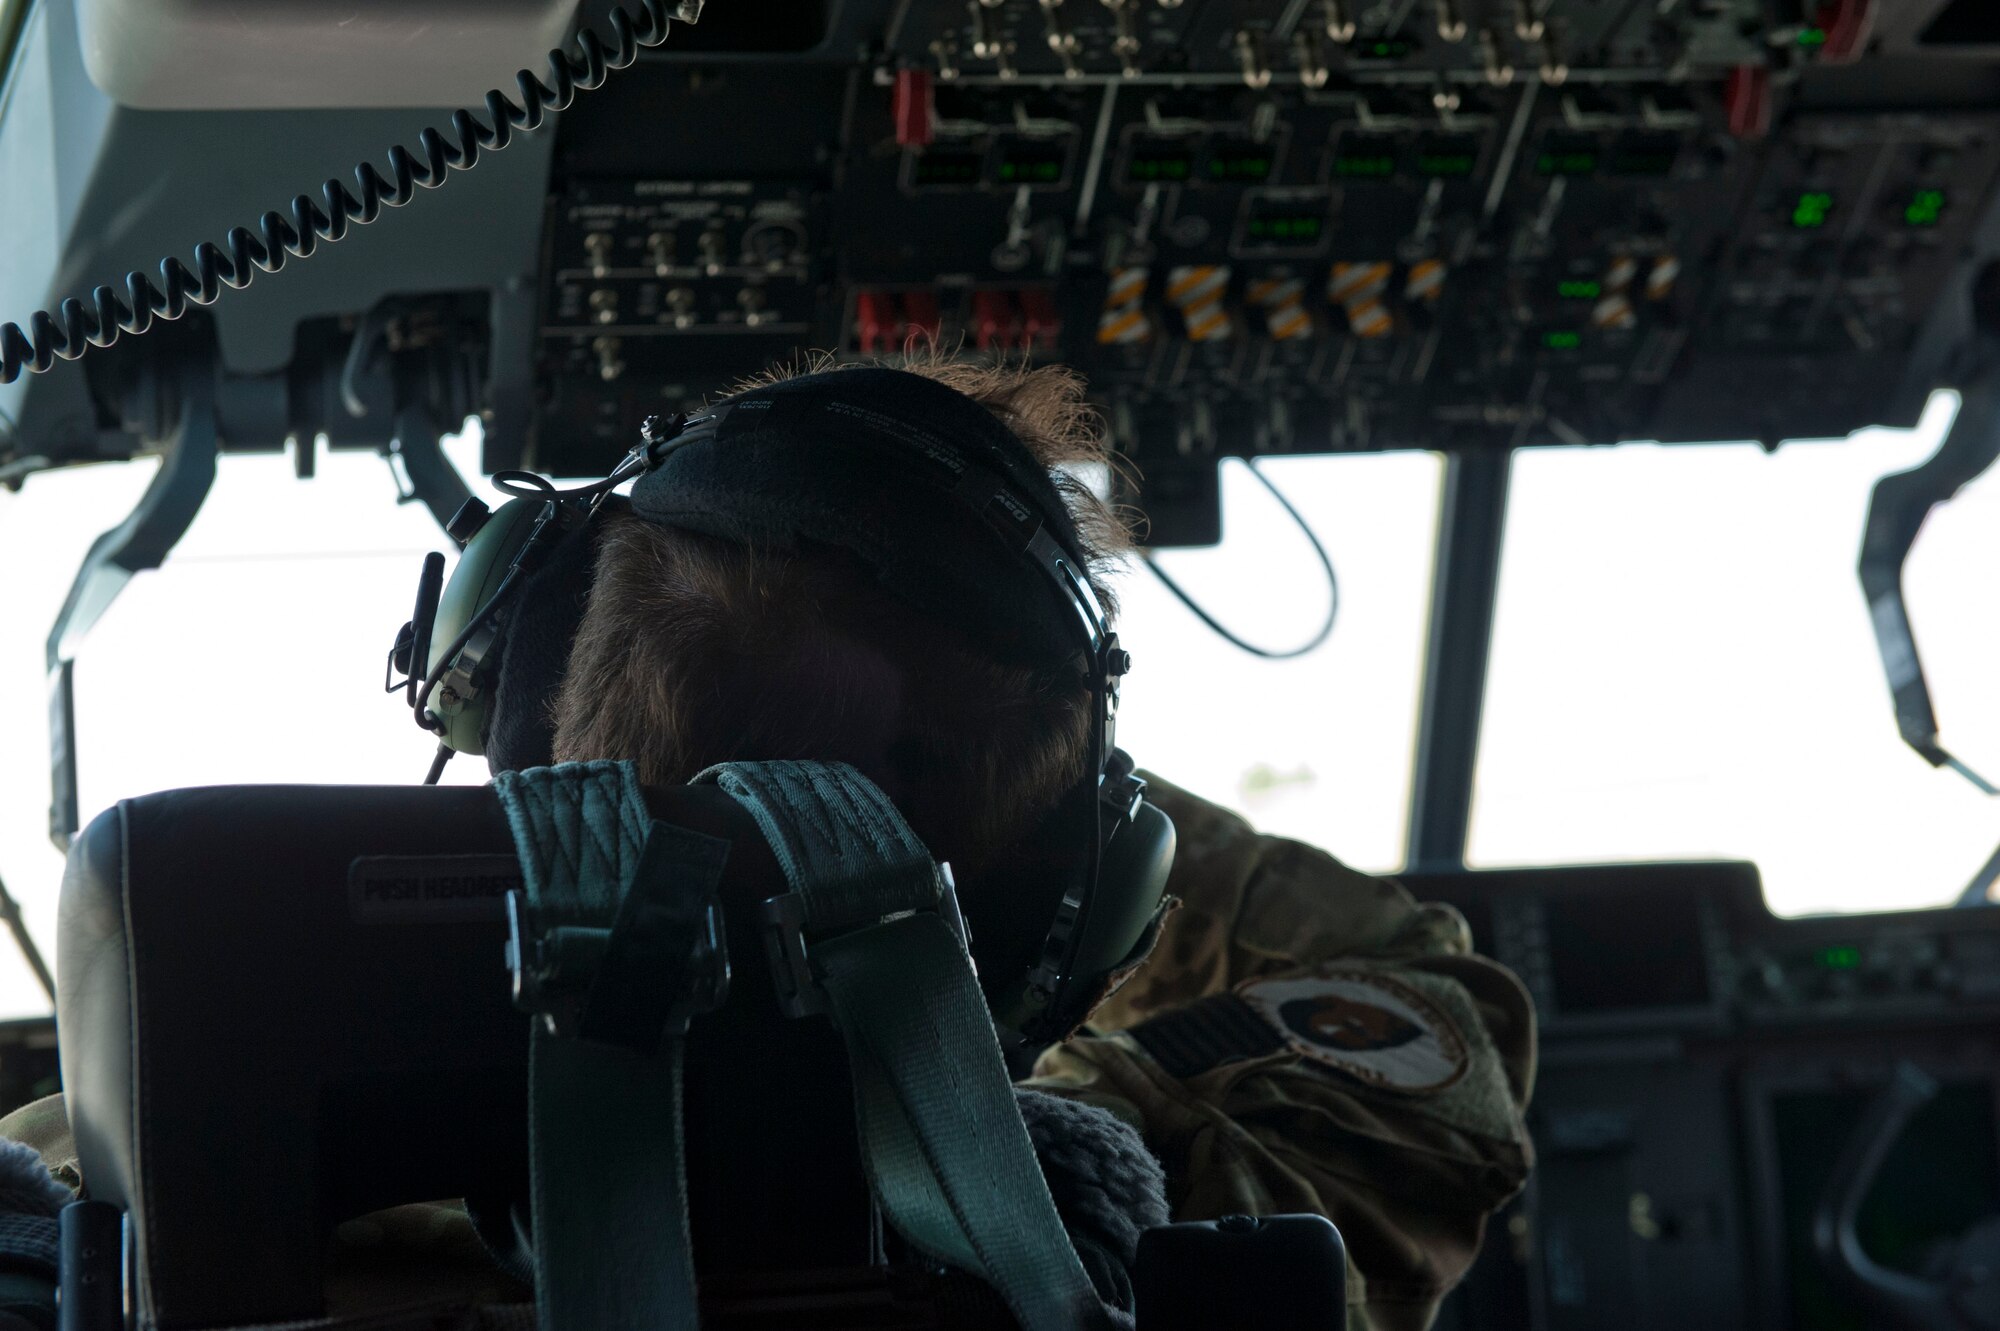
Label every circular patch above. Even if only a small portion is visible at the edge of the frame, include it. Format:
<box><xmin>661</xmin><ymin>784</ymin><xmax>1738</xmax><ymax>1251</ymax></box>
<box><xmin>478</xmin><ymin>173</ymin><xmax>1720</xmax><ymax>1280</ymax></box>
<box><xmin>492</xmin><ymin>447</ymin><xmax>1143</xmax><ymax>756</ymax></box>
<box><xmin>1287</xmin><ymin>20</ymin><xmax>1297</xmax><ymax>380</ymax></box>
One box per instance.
<box><xmin>1237</xmin><ymin>969</ymin><xmax>1468</xmax><ymax>1093</ymax></box>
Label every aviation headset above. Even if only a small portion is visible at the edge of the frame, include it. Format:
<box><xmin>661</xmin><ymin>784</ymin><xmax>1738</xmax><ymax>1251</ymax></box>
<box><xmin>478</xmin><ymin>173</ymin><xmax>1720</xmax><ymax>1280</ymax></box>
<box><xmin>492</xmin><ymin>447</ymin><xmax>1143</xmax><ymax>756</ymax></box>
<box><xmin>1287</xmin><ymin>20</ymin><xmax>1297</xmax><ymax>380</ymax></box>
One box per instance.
<box><xmin>385</xmin><ymin>367</ymin><xmax>1175</xmax><ymax>1043</ymax></box>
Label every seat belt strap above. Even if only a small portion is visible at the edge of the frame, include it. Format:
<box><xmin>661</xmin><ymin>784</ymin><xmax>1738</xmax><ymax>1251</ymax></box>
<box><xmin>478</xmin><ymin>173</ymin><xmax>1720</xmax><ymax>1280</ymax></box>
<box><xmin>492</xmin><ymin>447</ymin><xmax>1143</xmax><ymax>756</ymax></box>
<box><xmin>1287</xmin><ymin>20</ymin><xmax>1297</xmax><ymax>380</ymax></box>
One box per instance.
<box><xmin>694</xmin><ymin>760</ymin><xmax>1108</xmax><ymax>1331</ymax></box>
<box><xmin>495</xmin><ymin>761</ymin><xmax>730</xmax><ymax>1331</ymax></box>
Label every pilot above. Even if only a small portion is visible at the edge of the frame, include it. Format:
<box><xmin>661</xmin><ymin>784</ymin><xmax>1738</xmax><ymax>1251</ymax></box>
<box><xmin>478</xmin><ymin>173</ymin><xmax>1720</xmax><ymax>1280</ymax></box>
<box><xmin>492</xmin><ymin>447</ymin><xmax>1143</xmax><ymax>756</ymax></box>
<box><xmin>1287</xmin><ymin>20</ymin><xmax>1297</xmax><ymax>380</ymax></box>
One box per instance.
<box><xmin>513</xmin><ymin>355</ymin><xmax>1537</xmax><ymax>1329</ymax></box>
<box><xmin>0</xmin><ymin>356</ymin><xmax>1534</xmax><ymax>1330</ymax></box>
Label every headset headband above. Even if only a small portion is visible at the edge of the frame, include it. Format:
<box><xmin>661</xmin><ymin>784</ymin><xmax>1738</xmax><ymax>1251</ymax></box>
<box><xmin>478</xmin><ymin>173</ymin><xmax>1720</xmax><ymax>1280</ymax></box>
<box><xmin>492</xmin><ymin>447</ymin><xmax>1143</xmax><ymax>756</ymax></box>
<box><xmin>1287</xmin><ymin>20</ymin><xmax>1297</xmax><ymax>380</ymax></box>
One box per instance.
<box><xmin>630</xmin><ymin>368</ymin><xmax>1110</xmax><ymax>672</ymax></box>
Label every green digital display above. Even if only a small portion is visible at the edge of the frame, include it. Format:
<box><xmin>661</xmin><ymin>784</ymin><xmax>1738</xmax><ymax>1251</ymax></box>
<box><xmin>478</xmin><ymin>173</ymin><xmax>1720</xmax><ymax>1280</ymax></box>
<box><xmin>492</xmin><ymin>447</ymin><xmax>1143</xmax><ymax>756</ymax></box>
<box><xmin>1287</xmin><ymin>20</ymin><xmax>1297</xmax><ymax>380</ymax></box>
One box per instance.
<box><xmin>1245</xmin><ymin>212</ymin><xmax>1324</xmax><ymax>244</ymax></box>
<box><xmin>1417</xmin><ymin>140</ymin><xmax>1479</xmax><ymax>178</ymax></box>
<box><xmin>1333</xmin><ymin>153</ymin><xmax>1397</xmax><ymax>179</ymax></box>
<box><xmin>912</xmin><ymin>151</ymin><xmax>981</xmax><ymax>187</ymax></box>
<box><xmin>1206</xmin><ymin>144</ymin><xmax>1275</xmax><ymax>183</ymax></box>
<box><xmin>1816</xmin><ymin>944</ymin><xmax>1861</xmax><ymax>971</ymax></box>
<box><xmin>1792</xmin><ymin>190</ymin><xmax>1835</xmax><ymax>228</ymax></box>
<box><xmin>1798</xmin><ymin>25</ymin><xmax>1827</xmax><ymax>46</ymax></box>
<box><xmin>996</xmin><ymin>142</ymin><xmax>1067</xmax><ymax>185</ymax></box>
<box><xmin>1905</xmin><ymin>187</ymin><xmax>1946</xmax><ymax>226</ymax></box>
<box><xmin>1557</xmin><ymin>280</ymin><xmax>1601</xmax><ymax>300</ymax></box>
<box><xmin>1543</xmin><ymin>330</ymin><xmax>1581</xmax><ymax>350</ymax></box>
<box><xmin>1358</xmin><ymin>37</ymin><xmax>1415</xmax><ymax>58</ymax></box>
<box><xmin>1126</xmin><ymin>147</ymin><xmax>1193</xmax><ymax>184</ymax></box>
<box><xmin>1537</xmin><ymin>149</ymin><xmax>1599</xmax><ymax>177</ymax></box>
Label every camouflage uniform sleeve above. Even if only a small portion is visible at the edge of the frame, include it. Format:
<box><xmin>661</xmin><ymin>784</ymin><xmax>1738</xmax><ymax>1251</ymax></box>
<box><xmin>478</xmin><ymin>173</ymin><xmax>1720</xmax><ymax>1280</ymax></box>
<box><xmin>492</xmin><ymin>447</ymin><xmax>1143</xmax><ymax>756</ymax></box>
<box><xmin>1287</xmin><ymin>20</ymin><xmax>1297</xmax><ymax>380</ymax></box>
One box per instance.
<box><xmin>1023</xmin><ymin>776</ymin><xmax>1536</xmax><ymax>1331</ymax></box>
<box><xmin>0</xmin><ymin>1094</ymin><xmax>79</xmax><ymax>1192</ymax></box>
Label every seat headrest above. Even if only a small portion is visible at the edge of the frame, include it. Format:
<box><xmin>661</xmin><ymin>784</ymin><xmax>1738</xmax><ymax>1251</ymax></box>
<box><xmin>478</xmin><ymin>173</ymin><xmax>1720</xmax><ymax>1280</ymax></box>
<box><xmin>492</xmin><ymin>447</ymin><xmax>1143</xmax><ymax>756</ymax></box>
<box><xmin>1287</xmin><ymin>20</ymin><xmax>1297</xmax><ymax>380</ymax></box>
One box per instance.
<box><xmin>58</xmin><ymin>782</ymin><xmax>852</xmax><ymax>1330</ymax></box>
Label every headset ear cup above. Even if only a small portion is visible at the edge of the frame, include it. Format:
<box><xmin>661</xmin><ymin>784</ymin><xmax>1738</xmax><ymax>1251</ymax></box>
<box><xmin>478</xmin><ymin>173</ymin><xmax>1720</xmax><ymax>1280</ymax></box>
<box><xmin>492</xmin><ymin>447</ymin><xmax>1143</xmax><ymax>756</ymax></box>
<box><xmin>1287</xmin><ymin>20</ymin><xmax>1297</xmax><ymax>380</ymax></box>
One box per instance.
<box><xmin>1091</xmin><ymin>800</ymin><xmax>1177</xmax><ymax>973</ymax></box>
<box><xmin>423</xmin><ymin>498</ymin><xmax>549</xmax><ymax>756</ymax></box>
<box><xmin>1036</xmin><ymin>797</ymin><xmax>1179</xmax><ymax>1037</ymax></box>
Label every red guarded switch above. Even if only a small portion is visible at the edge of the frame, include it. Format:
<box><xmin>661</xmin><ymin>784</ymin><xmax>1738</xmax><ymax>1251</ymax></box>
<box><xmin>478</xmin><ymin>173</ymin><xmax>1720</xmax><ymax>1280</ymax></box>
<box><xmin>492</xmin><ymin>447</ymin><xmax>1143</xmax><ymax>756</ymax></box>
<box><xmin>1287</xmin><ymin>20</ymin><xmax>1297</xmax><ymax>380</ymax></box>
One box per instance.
<box><xmin>1019</xmin><ymin>288</ymin><xmax>1061</xmax><ymax>350</ymax></box>
<box><xmin>893</xmin><ymin>69</ymin><xmax>935</xmax><ymax>150</ymax></box>
<box><xmin>1818</xmin><ymin>0</ymin><xmax>1876</xmax><ymax>64</ymax></box>
<box><xmin>856</xmin><ymin>291</ymin><xmax>896</xmax><ymax>354</ymax></box>
<box><xmin>901</xmin><ymin>290</ymin><xmax>941</xmax><ymax>350</ymax></box>
<box><xmin>972</xmin><ymin>290</ymin><xmax>1020</xmax><ymax>351</ymax></box>
<box><xmin>1724</xmin><ymin>64</ymin><xmax>1772</xmax><ymax>141</ymax></box>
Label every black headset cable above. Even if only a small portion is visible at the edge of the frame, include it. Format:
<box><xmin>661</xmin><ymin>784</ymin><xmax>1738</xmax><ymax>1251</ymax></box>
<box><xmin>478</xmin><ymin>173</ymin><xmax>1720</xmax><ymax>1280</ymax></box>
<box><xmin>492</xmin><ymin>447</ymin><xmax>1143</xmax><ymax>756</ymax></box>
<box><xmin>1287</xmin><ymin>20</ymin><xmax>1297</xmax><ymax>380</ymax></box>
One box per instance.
<box><xmin>1140</xmin><ymin>458</ymin><xmax>1339</xmax><ymax>660</ymax></box>
<box><xmin>424</xmin><ymin>744</ymin><xmax>456</xmax><ymax>786</ymax></box>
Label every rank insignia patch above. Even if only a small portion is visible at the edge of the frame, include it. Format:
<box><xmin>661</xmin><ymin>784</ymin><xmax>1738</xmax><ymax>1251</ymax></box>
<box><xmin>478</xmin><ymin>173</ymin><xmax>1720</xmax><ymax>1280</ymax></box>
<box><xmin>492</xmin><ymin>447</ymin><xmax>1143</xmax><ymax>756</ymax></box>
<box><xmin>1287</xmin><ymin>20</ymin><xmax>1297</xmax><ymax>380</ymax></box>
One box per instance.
<box><xmin>1238</xmin><ymin>969</ymin><xmax>1469</xmax><ymax>1093</ymax></box>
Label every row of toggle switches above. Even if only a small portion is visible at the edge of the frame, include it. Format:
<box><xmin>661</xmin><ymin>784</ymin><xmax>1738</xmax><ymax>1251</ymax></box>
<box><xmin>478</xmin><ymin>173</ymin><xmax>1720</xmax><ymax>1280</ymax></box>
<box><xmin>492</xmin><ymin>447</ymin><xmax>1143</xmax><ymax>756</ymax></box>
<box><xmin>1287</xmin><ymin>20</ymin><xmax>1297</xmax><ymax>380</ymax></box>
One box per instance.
<box><xmin>854</xmin><ymin>287</ymin><xmax>1062</xmax><ymax>353</ymax></box>
<box><xmin>1098</xmin><ymin>260</ymin><xmax>1448</xmax><ymax>344</ymax></box>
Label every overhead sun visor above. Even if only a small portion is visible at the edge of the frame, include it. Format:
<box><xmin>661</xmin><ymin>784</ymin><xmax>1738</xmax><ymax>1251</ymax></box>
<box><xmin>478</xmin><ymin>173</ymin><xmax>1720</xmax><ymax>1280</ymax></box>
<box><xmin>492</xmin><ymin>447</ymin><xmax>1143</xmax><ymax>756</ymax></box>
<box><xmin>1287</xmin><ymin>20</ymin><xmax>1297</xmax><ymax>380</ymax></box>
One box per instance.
<box><xmin>74</xmin><ymin>0</ymin><xmax>583</xmax><ymax>109</ymax></box>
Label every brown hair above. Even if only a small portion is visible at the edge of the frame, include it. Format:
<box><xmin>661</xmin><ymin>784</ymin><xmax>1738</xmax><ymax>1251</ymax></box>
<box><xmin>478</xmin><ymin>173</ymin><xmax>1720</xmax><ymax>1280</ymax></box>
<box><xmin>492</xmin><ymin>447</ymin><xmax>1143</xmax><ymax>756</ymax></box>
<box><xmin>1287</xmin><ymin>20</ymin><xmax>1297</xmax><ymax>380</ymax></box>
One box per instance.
<box><xmin>550</xmin><ymin>354</ymin><xmax>1131</xmax><ymax>883</ymax></box>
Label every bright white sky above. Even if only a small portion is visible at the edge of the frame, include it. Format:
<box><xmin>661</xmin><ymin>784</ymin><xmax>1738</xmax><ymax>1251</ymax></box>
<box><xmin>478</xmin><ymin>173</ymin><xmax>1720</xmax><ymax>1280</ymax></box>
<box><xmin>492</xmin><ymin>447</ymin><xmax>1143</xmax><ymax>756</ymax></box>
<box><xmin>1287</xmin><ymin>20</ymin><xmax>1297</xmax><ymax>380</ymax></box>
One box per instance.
<box><xmin>0</xmin><ymin>392</ymin><xmax>1994</xmax><ymax>1019</ymax></box>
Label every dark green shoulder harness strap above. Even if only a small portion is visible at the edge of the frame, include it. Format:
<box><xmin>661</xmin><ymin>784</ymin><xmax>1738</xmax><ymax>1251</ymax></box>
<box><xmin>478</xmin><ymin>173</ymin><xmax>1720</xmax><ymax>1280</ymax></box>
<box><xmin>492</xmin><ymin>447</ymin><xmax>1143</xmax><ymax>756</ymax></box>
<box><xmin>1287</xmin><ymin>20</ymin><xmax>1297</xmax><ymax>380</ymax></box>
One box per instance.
<box><xmin>496</xmin><ymin>759</ymin><xmax>1108</xmax><ymax>1331</ymax></box>
<box><xmin>494</xmin><ymin>761</ymin><xmax>730</xmax><ymax>1331</ymax></box>
<box><xmin>695</xmin><ymin>760</ymin><xmax>1110</xmax><ymax>1331</ymax></box>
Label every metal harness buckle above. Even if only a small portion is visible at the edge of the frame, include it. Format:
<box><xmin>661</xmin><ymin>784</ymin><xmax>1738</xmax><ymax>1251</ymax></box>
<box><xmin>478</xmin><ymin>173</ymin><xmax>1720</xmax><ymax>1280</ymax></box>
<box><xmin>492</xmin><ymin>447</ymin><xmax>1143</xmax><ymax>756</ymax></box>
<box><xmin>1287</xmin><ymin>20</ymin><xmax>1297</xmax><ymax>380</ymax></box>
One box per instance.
<box><xmin>759</xmin><ymin>862</ymin><xmax>970</xmax><ymax>1020</ymax></box>
<box><xmin>505</xmin><ymin>884</ymin><xmax>730</xmax><ymax>1046</ymax></box>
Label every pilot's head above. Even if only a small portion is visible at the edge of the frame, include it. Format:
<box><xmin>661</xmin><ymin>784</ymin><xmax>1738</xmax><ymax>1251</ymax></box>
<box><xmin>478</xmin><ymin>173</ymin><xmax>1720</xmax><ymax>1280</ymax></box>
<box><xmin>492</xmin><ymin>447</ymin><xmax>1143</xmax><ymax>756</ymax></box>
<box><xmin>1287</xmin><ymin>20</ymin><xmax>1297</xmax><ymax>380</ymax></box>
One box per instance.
<box><xmin>482</xmin><ymin>355</ymin><xmax>1130</xmax><ymax>967</ymax></box>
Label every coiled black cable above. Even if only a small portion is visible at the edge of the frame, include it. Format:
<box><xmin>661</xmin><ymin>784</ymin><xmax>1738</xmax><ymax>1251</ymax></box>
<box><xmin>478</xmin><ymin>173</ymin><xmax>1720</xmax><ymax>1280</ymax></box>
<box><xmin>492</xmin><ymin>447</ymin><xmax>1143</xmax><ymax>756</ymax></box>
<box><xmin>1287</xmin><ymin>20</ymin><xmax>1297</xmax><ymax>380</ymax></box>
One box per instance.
<box><xmin>0</xmin><ymin>0</ymin><xmax>680</xmax><ymax>386</ymax></box>
<box><xmin>1141</xmin><ymin>457</ymin><xmax>1339</xmax><ymax>660</ymax></box>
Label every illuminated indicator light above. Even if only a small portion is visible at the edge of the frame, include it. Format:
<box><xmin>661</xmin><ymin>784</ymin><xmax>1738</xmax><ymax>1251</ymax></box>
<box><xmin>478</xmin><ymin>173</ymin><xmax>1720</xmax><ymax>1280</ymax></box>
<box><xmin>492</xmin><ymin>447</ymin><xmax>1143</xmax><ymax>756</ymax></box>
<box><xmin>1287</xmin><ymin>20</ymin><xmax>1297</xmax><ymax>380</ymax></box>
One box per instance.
<box><xmin>1543</xmin><ymin>330</ymin><xmax>1581</xmax><ymax>349</ymax></box>
<box><xmin>997</xmin><ymin>145</ymin><xmax>1067</xmax><ymax>184</ymax></box>
<box><xmin>1418</xmin><ymin>153</ymin><xmax>1476</xmax><ymax>177</ymax></box>
<box><xmin>1334</xmin><ymin>153</ymin><xmax>1397</xmax><ymax>178</ymax></box>
<box><xmin>1247</xmin><ymin>215</ymin><xmax>1324</xmax><ymax>242</ymax></box>
<box><xmin>1208</xmin><ymin>152</ymin><xmax>1274</xmax><ymax>182</ymax></box>
<box><xmin>1128</xmin><ymin>153</ymin><xmax>1193</xmax><ymax>183</ymax></box>
<box><xmin>1816</xmin><ymin>945</ymin><xmax>1860</xmax><ymax>970</ymax></box>
<box><xmin>1557</xmin><ymin>280</ymin><xmax>1601</xmax><ymax>299</ymax></box>
<box><xmin>1537</xmin><ymin>151</ymin><xmax>1598</xmax><ymax>176</ymax></box>
<box><xmin>913</xmin><ymin>152</ymin><xmax>981</xmax><ymax>186</ymax></box>
<box><xmin>1798</xmin><ymin>26</ymin><xmax>1827</xmax><ymax>46</ymax></box>
<box><xmin>1905</xmin><ymin>188</ymin><xmax>1946</xmax><ymax>226</ymax></box>
<box><xmin>1360</xmin><ymin>38</ymin><xmax>1415</xmax><ymax>58</ymax></box>
<box><xmin>999</xmin><ymin>160</ymin><xmax>1064</xmax><ymax>183</ymax></box>
<box><xmin>1792</xmin><ymin>191</ymin><xmax>1834</xmax><ymax>228</ymax></box>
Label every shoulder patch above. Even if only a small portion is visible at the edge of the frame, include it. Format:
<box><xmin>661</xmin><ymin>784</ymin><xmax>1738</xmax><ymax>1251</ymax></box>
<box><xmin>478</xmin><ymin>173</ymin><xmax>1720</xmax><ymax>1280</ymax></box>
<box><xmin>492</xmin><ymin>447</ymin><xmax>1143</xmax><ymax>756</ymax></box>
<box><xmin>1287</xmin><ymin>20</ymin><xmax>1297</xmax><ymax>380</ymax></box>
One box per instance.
<box><xmin>1237</xmin><ymin>968</ymin><xmax>1469</xmax><ymax>1094</ymax></box>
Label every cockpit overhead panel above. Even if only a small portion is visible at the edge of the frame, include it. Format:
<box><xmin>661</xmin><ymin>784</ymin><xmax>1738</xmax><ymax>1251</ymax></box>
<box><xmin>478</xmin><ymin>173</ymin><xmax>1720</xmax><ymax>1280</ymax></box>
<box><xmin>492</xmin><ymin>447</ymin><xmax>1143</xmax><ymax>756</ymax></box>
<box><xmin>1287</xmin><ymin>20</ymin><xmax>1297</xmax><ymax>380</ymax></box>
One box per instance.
<box><xmin>2</xmin><ymin>0</ymin><xmax>1998</xmax><ymax>478</ymax></box>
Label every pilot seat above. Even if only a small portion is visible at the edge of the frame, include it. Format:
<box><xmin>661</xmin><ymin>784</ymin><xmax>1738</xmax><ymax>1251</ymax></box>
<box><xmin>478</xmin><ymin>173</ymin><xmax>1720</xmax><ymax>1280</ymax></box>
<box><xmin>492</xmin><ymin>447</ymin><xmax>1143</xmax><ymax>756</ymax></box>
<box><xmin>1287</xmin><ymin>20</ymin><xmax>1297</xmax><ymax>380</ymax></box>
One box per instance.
<box><xmin>39</xmin><ymin>769</ymin><xmax>1347</xmax><ymax>1331</ymax></box>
